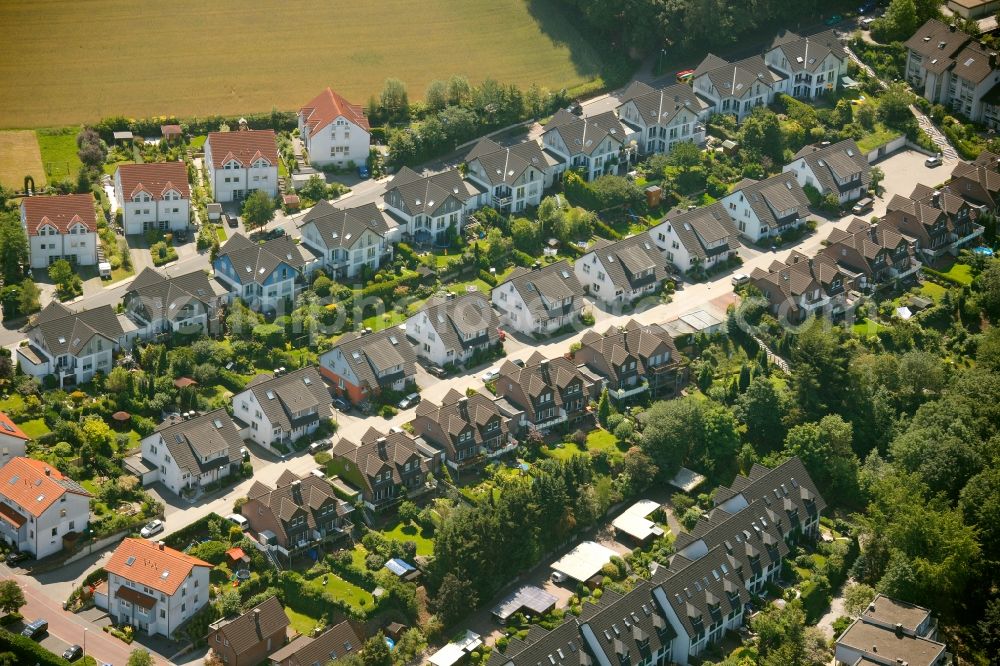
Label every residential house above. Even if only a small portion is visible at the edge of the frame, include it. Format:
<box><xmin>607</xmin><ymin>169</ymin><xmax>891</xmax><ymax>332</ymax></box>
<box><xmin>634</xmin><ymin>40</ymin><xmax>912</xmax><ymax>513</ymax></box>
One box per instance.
<box><xmin>574</xmin><ymin>320</ymin><xmax>685</xmax><ymax>404</ymax></box>
<box><xmin>821</xmin><ymin>217</ymin><xmax>921</xmax><ymax>290</ymax></box>
<box><xmin>297</xmin><ymin>200</ymin><xmax>395</xmax><ymax>280</ymax></box>
<box><xmin>616</xmin><ymin>81</ymin><xmax>709</xmax><ymax>156</ymax></box>
<box><xmin>123</xmin><ymin>267</ymin><xmax>227</xmax><ymax>340</ymax></box>
<box><xmin>464</xmin><ymin>138</ymin><xmax>558</xmax><ymax>213</ymax></box>
<box><xmin>114</xmin><ymin>162</ymin><xmax>191</xmax><ymax>235</ymax></box>
<box><xmin>298</xmin><ymin>87</ymin><xmax>371</xmax><ymax>168</ymax></box>
<box><xmin>330</xmin><ymin>428</ymin><xmax>432</xmax><ymax>510</ymax></box>
<box><xmin>692</xmin><ymin>54</ymin><xmax>786</xmax><ymax>121</ymax></box>
<box><xmin>883</xmin><ymin>185</ymin><xmax>984</xmax><ymax>260</ymax></box>
<box><xmin>16</xmin><ymin>302</ymin><xmax>137</xmax><ymax>387</ymax></box>
<box><xmin>0</xmin><ymin>457</ymin><xmax>91</xmax><ymax>559</ymax></box>
<box><xmin>207</xmin><ymin>596</ymin><xmax>290</xmax><ymax>666</ymax></box>
<box><xmin>764</xmin><ymin>30</ymin><xmax>846</xmax><ymax>99</ymax></box>
<box><xmin>382</xmin><ymin>167</ymin><xmax>482</xmax><ymax>245</ymax></box>
<box><xmin>318</xmin><ymin>327</ymin><xmax>417</xmax><ymax>405</ymax></box>
<box><xmin>541</xmin><ymin>110</ymin><xmax>628</xmax><ymax>182</ymax></box>
<box><xmin>574</xmin><ymin>233</ymin><xmax>668</xmax><ymax>306</ymax></box>
<box><xmin>494</xmin><ymin>353</ymin><xmax>593</xmax><ymax>435</ymax></box>
<box><xmin>783</xmin><ymin>139</ymin><xmax>870</xmax><ymax>204</ymax></box>
<box><xmin>0</xmin><ymin>413</ymin><xmax>30</xmax><ymax>462</ymax></box>
<box><xmin>947</xmin><ymin>0</ymin><xmax>1000</xmax><ymax>19</ymax></box>
<box><xmin>213</xmin><ymin>233</ymin><xmax>311</xmax><ymax>311</ymax></box>
<box><xmin>835</xmin><ymin>594</ymin><xmax>945</xmax><ymax>666</ymax></box>
<box><xmin>138</xmin><ymin>409</ymin><xmax>242</xmax><ymax>496</ymax></box>
<box><xmin>231</xmin><ymin>366</ymin><xmax>333</xmax><ymax>450</ymax></box>
<box><xmin>20</xmin><ymin>193</ymin><xmax>98</xmax><ymax>269</ymax></box>
<box><xmin>491</xmin><ymin>260</ymin><xmax>585</xmax><ymax>337</ymax></box>
<box><xmin>949</xmin><ymin>151</ymin><xmax>1000</xmax><ymax>211</ymax></box>
<box><xmin>411</xmin><ymin>389</ymin><xmax>513</xmax><ymax>469</ymax></box>
<box><xmin>243</xmin><ymin>472</ymin><xmax>353</xmax><ymax>556</ymax></box>
<box><xmin>650</xmin><ymin>202</ymin><xmax>740</xmax><ymax>273</ymax></box>
<box><xmin>749</xmin><ymin>250</ymin><xmax>852</xmax><ymax>323</ymax></box>
<box><xmin>720</xmin><ymin>172</ymin><xmax>812</xmax><ymax>243</ymax></box>
<box><xmin>204</xmin><ymin>130</ymin><xmax>279</xmax><ymax>202</ymax></box>
<box><xmin>104</xmin><ymin>538</ymin><xmax>211</xmax><ymax>638</ymax></box>
<box><xmin>269</xmin><ymin>620</ymin><xmax>365</xmax><ymax>666</ymax></box>
<box><xmin>405</xmin><ymin>291</ymin><xmax>500</xmax><ymax>368</ymax></box>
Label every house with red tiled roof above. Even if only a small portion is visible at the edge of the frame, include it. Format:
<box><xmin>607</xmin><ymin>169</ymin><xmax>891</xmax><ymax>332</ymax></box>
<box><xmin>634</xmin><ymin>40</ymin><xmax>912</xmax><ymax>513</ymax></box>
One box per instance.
<box><xmin>298</xmin><ymin>87</ymin><xmax>371</xmax><ymax>169</ymax></box>
<box><xmin>114</xmin><ymin>162</ymin><xmax>191</xmax><ymax>235</ymax></box>
<box><xmin>19</xmin><ymin>193</ymin><xmax>98</xmax><ymax>269</ymax></box>
<box><xmin>0</xmin><ymin>412</ymin><xmax>30</xmax><ymax>462</ymax></box>
<box><xmin>204</xmin><ymin>129</ymin><xmax>279</xmax><ymax>202</ymax></box>
<box><xmin>0</xmin><ymin>457</ymin><xmax>91</xmax><ymax>559</ymax></box>
<box><xmin>105</xmin><ymin>537</ymin><xmax>212</xmax><ymax>638</ymax></box>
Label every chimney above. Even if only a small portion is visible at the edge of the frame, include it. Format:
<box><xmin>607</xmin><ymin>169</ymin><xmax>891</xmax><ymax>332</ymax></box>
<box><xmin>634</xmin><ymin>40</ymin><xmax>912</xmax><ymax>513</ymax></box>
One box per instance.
<box><xmin>376</xmin><ymin>436</ymin><xmax>388</xmax><ymax>455</ymax></box>
<box><xmin>158</xmin><ymin>541</ymin><xmax>165</xmax><ymax>551</ymax></box>
<box><xmin>532</xmin><ymin>262</ymin><xmax>541</xmax><ymax>270</ymax></box>
<box><xmin>991</xmin><ymin>52</ymin><xmax>999</xmax><ymax>69</ymax></box>
<box><xmin>539</xmin><ymin>359</ymin><xmax>551</xmax><ymax>384</ymax></box>
<box><xmin>949</xmin><ymin>22</ymin><xmax>957</xmax><ymax>32</ymax></box>
<box><xmin>932</xmin><ymin>190</ymin><xmax>941</xmax><ymax>207</ymax></box>
<box><xmin>254</xmin><ymin>608</ymin><xmax>262</xmax><ymax>633</ymax></box>
<box><xmin>687</xmin><ymin>204</ymin><xmax>697</xmax><ymax>211</ymax></box>
<box><xmin>44</xmin><ymin>467</ymin><xmax>51</xmax><ymax>476</ymax></box>
<box><xmin>458</xmin><ymin>397</ymin><xmax>470</xmax><ymax>420</ymax></box>
<box><xmin>291</xmin><ymin>479</ymin><xmax>302</xmax><ymax>502</ymax></box>
<box><xmin>895</xmin><ymin>622</ymin><xmax>904</xmax><ymax>635</ymax></box>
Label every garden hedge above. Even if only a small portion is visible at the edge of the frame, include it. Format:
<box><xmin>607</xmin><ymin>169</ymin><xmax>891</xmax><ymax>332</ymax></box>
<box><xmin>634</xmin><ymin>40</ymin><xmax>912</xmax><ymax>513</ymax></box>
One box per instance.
<box><xmin>0</xmin><ymin>629</ymin><xmax>72</xmax><ymax>666</ymax></box>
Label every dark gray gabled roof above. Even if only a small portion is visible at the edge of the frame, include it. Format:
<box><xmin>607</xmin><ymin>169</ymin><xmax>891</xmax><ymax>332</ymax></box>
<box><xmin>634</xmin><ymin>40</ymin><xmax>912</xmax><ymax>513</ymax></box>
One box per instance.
<box><xmin>297</xmin><ymin>200</ymin><xmax>392</xmax><ymax>250</ymax></box>
<box><xmin>499</xmin><ymin>260</ymin><xmax>584</xmax><ymax>323</ymax></box>
<box><xmin>153</xmin><ymin>408</ymin><xmax>242</xmax><ymax>476</ymax></box>
<box><xmin>385</xmin><ymin>166</ymin><xmax>473</xmax><ymax>217</ymax></box>
<box><xmin>616</xmin><ymin>82</ymin><xmax>709</xmax><ymax>128</ymax></box>
<box><xmin>658</xmin><ymin>545</ymin><xmax>751</xmax><ymax>640</ymax></box>
<box><xmin>332</xmin><ymin>429</ymin><xmax>428</xmax><ymax>494</ymax></box>
<box><xmin>244</xmin><ymin>472</ymin><xmax>352</xmax><ymax>544</ymax></box>
<box><xmin>661</xmin><ymin>201</ymin><xmax>740</xmax><ymax>260</ymax></box>
<box><xmin>584</xmin><ymin>233</ymin><xmax>667</xmax><ymax>292</ymax></box>
<box><xmin>904</xmin><ymin>18</ymin><xmax>970</xmax><ymax>60</ymax></box>
<box><xmin>486</xmin><ymin>618</ymin><xmax>591</xmax><ymax>666</ymax></box>
<box><xmin>791</xmin><ymin>139</ymin><xmax>870</xmax><ymax>194</ymax></box>
<box><xmin>694</xmin><ymin>54</ymin><xmax>785</xmax><ymax>98</ymax></box>
<box><xmin>216</xmin><ymin>233</ymin><xmax>309</xmax><ymax>285</ymax></box>
<box><xmin>30</xmin><ymin>302</ymin><xmax>126</xmax><ymax>357</ymax></box>
<box><xmin>465</xmin><ymin>138</ymin><xmax>552</xmax><ymax>186</ymax></box>
<box><xmin>412</xmin><ymin>291</ymin><xmax>500</xmax><ymax>354</ymax></box>
<box><xmin>209</xmin><ymin>596</ymin><xmax>290</xmax><ymax>656</ymax></box>
<box><xmin>577</xmin><ymin>320</ymin><xmax>680</xmax><ymax>386</ymax></box>
<box><xmin>126</xmin><ymin>267</ymin><xmax>222</xmax><ymax>322</ymax></box>
<box><xmin>714</xmin><ymin>456</ymin><xmax>828</xmax><ymax>520</ymax></box>
<box><xmin>329</xmin><ymin>327</ymin><xmax>417</xmax><ymax>390</ymax></box>
<box><xmin>580</xmin><ymin>579</ymin><xmax>677</xmax><ymax>660</ymax></box>
<box><xmin>543</xmin><ymin>110</ymin><xmax>627</xmax><ymax>156</ymax></box>
<box><xmin>730</xmin><ymin>172</ymin><xmax>811</xmax><ymax>229</ymax></box>
<box><xmin>768</xmin><ymin>29</ymin><xmax>844</xmax><ymax>73</ymax></box>
<box><xmin>269</xmin><ymin>619</ymin><xmax>365</xmax><ymax>666</ymax></box>
<box><xmin>243</xmin><ymin>366</ymin><xmax>332</xmax><ymax>433</ymax></box>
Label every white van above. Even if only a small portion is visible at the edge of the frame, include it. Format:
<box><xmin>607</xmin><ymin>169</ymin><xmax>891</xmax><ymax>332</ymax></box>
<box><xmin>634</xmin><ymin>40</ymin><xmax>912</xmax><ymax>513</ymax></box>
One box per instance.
<box><xmin>731</xmin><ymin>274</ymin><xmax>750</xmax><ymax>287</ymax></box>
<box><xmin>226</xmin><ymin>513</ymin><xmax>249</xmax><ymax>531</ymax></box>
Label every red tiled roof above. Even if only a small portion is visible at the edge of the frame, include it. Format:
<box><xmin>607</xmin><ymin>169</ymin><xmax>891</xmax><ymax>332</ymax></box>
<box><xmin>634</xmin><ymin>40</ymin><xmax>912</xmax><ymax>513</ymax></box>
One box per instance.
<box><xmin>206</xmin><ymin>130</ymin><xmax>279</xmax><ymax>169</ymax></box>
<box><xmin>105</xmin><ymin>538</ymin><xmax>212</xmax><ymax>596</ymax></box>
<box><xmin>0</xmin><ymin>457</ymin><xmax>91</xmax><ymax>518</ymax></box>
<box><xmin>116</xmin><ymin>161</ymin><xmax>191</xmax><ymax>202</ymax></box>
<box><xmin>226</xmin><ymin>547</ymin><xmax>246</xmax><ymax>562</ymax></box>
<box><xmin>0</xmin><ymin>412</ymin><xmax>29</xmax><ymax>441</ymax></box>
<box><xmin>160</xmin><ymin>124</ymin><xmax>182</xmax><ymax>136</ymax></box>
<box><xmin>299</xmin><ymin>87</ymin><xmax>371</xmax><ymax>137</ymax></box>
<box><xmin>21</xmin><ymin>194</ymin><xmax>97</xmax><ymax>236</ymax></box>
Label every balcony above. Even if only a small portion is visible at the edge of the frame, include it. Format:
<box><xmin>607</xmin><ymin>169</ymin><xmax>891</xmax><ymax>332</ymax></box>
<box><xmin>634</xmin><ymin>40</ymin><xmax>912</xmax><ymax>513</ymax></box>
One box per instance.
<box><xmin>485</xmin><ymin>441</ymin><xmax>518</xmax><ymax>458</ymax></box>
<box><xmin>613</xmin><ymin>379</ymin><xmax>649</xmax><ymax>401</ymax></box>
<box><xmin>492</xmin><ymin>194</ymin><xmax>513</xmax><ymax>209</ymax></box>
<box><xmin>949</xmin><ymin>224</ymin><xmax>984</xmax><ymax>253</ymax></box>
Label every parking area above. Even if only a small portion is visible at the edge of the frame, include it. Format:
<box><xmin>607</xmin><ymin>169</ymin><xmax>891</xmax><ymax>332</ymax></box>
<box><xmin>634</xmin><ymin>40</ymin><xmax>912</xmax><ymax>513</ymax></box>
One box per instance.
<box><xmin>871</xmin><ymin>149</ymin><xmax>956</xmax><ymax>218</ymax></box>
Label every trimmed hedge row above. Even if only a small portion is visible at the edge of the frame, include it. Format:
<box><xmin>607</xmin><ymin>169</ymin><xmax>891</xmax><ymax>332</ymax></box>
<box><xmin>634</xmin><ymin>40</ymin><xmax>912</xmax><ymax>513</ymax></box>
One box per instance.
<box><xmin>163</xmin><ymin>512</ymin><xmax>225</xmax><ymax>549</ymax></box>
<box><xmin>0</xmin><ymin>629</ymin><xmax>72</xmax><ymax>666</ymax></box>
<box><xmin>921</xmin><ymin>266</ymin><xmax>969</xmax><ymax>288</ymax></box>
<box><xmin>92</xmin><ymin>110</ymin><xmax>297</xmax><ymax>143</ymax></box>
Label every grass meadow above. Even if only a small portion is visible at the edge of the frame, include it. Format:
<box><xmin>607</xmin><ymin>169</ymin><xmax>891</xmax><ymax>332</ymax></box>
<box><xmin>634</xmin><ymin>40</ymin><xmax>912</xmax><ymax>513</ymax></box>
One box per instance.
<box><xmin>0</xmin><ymin>0</ymin><xmax>605</xmax><ymax>128</ymax></box>
<box><xmin>0</xmin><ymin>130</ymin><xmax>46</xmax><ymax>189</ymax></box>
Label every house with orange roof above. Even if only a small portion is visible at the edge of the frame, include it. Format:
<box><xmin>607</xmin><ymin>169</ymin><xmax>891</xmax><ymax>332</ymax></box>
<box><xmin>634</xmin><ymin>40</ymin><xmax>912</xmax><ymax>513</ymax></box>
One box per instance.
<box><xmin>298</xmin><ymin>87</ymin><xmax>371</xmax><ymax>169</ymax></box>
<box><xmin>0</xmin><ymin>412</ymin><xmax>30</xmax><ymax>462</ymax></box>
<box><xmin>19</xmin><ymin>193</ymin><xmax>98</xmax><ymax>269</ymax></box>
<box><xmin>105</xmin><ymin>537</ymin><xmax>212</xmax><ymax>637</ymax></box>
<box><xmin>0</xmin><ymin>457</ymin><xmax>91</xmax><ymax>559</ymax></box>
<box><xmin>114</xmin><ymin>161</ymin><xmax>191</xmax><ymax>235</ymax></box>
<box><xmin>204</xmin><ymin>129</ymin><xmax>279</xmax><ymax>202</ymax></box>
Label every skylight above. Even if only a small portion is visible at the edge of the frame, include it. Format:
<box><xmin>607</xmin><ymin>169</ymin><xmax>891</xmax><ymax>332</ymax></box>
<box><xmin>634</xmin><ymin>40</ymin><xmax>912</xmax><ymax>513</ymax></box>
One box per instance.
<box><xmin>126</xmin><ymin>556</ymin><xmax>136</xmax><ymax>566</ymax></box>
<box><xmin>303</xmin><ymin>377</ymin><xmax>312</xmax><ymax>385</ymax></box>
<box><xmin>7</xmin><ymin>475</ymin><xmax>18</xmax><ymax>485</ymax></box>
<box><xmin>36</xmin><ymin>494</ymin><xmax>44</xmax><ymax>502</ymax></box>
<box><xmin>0</xmin><ymin>423</ymin><xmax>12</xmax><ymax>433</ymax></box>
<box><xmin>266</xmin><ymin>390</ymin><xmax>275</xmax><ymax>400</ymax></box>
<box><xmin>58</xmin><ymin>337</ymin><xmax>66</xmax><ymax>344</ymax></box>
<box><xmin>213</xmin><ymin>419</ymin><xmax>223</xmax><ymax>429</ymax></box>
<box><xmin>161</xmin><ymin>570</ymin><xmax>170</xmax><ymax>579</ymax></box>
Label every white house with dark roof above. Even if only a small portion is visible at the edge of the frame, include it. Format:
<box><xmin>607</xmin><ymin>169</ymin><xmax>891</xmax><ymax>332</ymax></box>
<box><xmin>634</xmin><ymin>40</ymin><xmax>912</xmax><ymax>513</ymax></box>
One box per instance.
<box><xmin>541</xmin><ymin>110</ymin><xmax>627</xmax><ymax>181</ymax></box>
<box><xmin>650</xmin><ymin>202</ymin><xmax>740</xmax><ymax>273</ymax></box>
<box><xmin>412</xmin><ymin>389</ymin><xmax>513</xmax><ymax>469</ymax></box>
<box><xmin>692</xmin><ymin>54</ymin><xmax>787</xmax><ymax>121</ymax></box>
<box><xmin>720</xmin><ymin>172</ymin><xmax>812</xmax><ymax>242</ymax></box>
<box><xmin>213</xmin><ymin>233</ymin><xmax>312</xmax><ymax>311</ymax></box>
<box><xmin>491</xmin><ymin>260</ymin><xmax>585</xmax><ymax>337</ymax></box>
<box><xmin>298</xmin><ymin>87</ymin><xmax>371</xmax><ymax>168</ymax></box>
<box><xmin>382</xmin><ymin>167</ymin><xmax>484</xmax><ymax>245</ymax></box>
<box><xmin>574</xmin><ymin>233</ymin><xmax>668</xmax><ymax>306</ymax></box>
<box><xmin>297</xmin><ymin>200</ymin><xmax>396</xmax><ymax>280</ymax></box>
<box><xmin>20</xmin><ymin>193</ymin><xmax>98</xmax><ymax>269</ymax></box>
<box><xmin>138</xmin><ymin>409</ymin><xmax>243</xmax><ymax>495</ymax></box>
<box><xmin>114</xmin><ymin>161</ymin><xmax>191</xmax><ymax>235</ymax></box>
<box><xmin>784</xmin><ymin>139</ymin><xmax>870</xmax><ymax>204</ymax></box>
<box><xmin>405</xmin><ymin>291</ymin><xmax>500</xmax><ymax>368</ymax></box>
<box><xmin>318</xmin><ymin>327</ymin><xmax>417</xmax><ymax>406</ymax></box>
<box><xmin>231</xmin><ymin>366</ymin><xmax>333</xmax><ymax>450</ymax></box>
<box><xmin>764</xmin><ymin>29</ymin><xmax>846</xmax><ymax>99</ymax></box>
<box><xmin>123</xmin><ymin>267</ymin><xmax>227</xmax><ymax>340</ymax></box>
<box><xmin>204</xmin><ymin>130</ymin><xmax>279</xmax><ymax>202</ymax></box>
<box><xmin>464</xmin><ymin>138</ymin><xmax>557</xmax><ymax>213</ymax></box>
<box><xmin>16</xmin><ymin>302</ymin><xmax>137</xmax><ymax>387</ymax></box>
<box><xmin>616</xmin><ymin>81</ymin><xmax>710</xmax><ymax>156</ymax></box>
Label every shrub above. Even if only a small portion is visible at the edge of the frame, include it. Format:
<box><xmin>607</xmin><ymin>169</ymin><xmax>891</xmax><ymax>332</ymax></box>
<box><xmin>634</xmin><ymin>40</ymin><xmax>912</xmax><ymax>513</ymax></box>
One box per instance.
<box><xmin>0</xmin><ymin>629</ymin><xmax>73</xmax><ymax>665</ymax></box>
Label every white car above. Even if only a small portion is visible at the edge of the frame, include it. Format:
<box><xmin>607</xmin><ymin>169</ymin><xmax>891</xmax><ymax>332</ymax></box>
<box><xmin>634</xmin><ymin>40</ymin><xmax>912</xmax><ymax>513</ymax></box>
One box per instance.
<box><xmin>398</xmin><ymin>393</ymin><xmax>421</xmax><ymax>409</ymax></box>
<box><xmin>925</xmin><ymin>154</ymin><xmax>942</xmax><ymax>167</ymax></box>
<box><xmin>482</xmin><ymin>368</ymin><xmax>500</xmax><ymax>382</ymax></box>
<box><xmin>140</xmin><ymin>519</ymin><xmax>164</xmax><ymax>539</ymax></box>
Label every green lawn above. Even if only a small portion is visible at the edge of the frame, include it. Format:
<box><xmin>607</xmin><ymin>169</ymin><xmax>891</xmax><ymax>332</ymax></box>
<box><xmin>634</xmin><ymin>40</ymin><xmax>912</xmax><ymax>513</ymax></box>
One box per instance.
<box><xmin>36</xmin><ymin>127</ymin><xmax>83</xmax><ymax>181</ymax></box>
<box><xmin>214</xmin><ymin>225</ymin><xmax>227</xmax><ymax>242</ymax></box>
<box><xmin>103</xmin><ymin>159</ymin><xmax>133</xmax><ymax>176</ymax></box>
<box><xmin>542</xmin><ymin>441</ymin><xmax>587</xmax><ymax>462</ymax></box>
<box><xmin>856</xmin><ymin>124</ymin><xmax>901</xmax><ymax>153</ymax></box>
<box><xmin>190</xmin><ymin>135</ymin><xmax>207</xmax><ymax>150</ymax></box>
<box><xmin>939</xmin><ymin>262</ymin><xmax>974</xmax><ymax>286</ymax></box>
<box><xmin>80</xmin><ymin>479</ymin><xmax>100</xmax><ymax>495</ymax></box>
<box><xmin>382</xmin><ymin>520</ymin><xmax>435</xmax><ymax>555</ymax></box>
<box><xmin>586</xmin><ymin>429</ymin><xmax>620</xmax><ymax>455</ymax></box>
<box><xmin>0</xmin><ymin>394</ymin><xmax>25</xmax><ymax>413</ymax></box>
<box><xmin>17</xmin><ymin>418</ymin><xmax>49</xmax><ymax>439</ymax></box>
<box><xmin>919</xmin><ymin>281</ymin><xmax>948</xmax><ymax>302</ymax></box>
<box><xmin>852</xmin><ymin>320</ymin><xmax>885</xmax><ymax>337</ymax></box>
<box><xmin>310</xmin><ymin>573</ymin><xmax>375</xmax><ymax>612</ymax></box>
<box><xmin>285</xmin><ymin>607</ymin><xmax>322</xmax><ymax>635</ymax></box>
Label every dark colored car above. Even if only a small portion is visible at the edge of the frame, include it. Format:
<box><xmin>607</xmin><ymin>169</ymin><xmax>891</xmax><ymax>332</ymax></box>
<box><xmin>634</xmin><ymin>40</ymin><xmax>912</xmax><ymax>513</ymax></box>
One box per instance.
<box><xmin>267</xmin><ymin>228</ymin><xmax>286</xmax><ymax>240</ymax></box>
<box><xmin>21</xmin><ymin>619</ymin><xmax>48</xmax><ymax>640</ymax></box>
<box><xmin>5</xmin><ymin>550</ymin><xmax>31</xmax><ymax>566</ymax></box>
<box><xmin>63</xmin><ymin>645</ymin><xmax>83</xmax><ymax>662</ymax></box>
<box><xmin>173</xmin><ymin>229</ymin><xmax>188</xmax><ymax>243</ymax></box>
<box><xmin>358</xmin><ymin>164</ymin><xmax>370</xmax><ymax>179</ymax></box>
<box><xmin>225</xmin><ymin>214</ymin><xmax>238</xmax><ymax>228</ymax></box>
<box><xmin>425</xmin><ymin>364</ymin><xmax>447</xmax><ymax>378</ymax></box>
<box><xmin>332</xmin><ymin>397</ymin><xmax>351</xmax><ymax>412</ymax></box>
<box><xmin>567</xmin><ymin>101</ymin><xmax>583</xmax><ymax>116</ymax></box>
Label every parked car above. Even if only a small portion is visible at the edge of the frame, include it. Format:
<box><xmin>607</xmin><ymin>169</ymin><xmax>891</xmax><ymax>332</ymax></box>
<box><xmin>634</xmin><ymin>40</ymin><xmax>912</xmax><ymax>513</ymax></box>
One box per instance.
<box><xmin>398</xmin><ymin>393</ymin><xmax>421</xmax><ymax>409</ymax></box>
<box><xmin>21</xmin><ymin>619</ymin><xmax>48</xmax><ymax>640</ymax></box>
<box><xmin>358</xmin><ymin>164</ymin><xmax>370</xmax><ymax>179</ymax></box>
<box><xmin>225</xmin><ymin>514</ymin><xmax>249</xmax><ymax>531</ymax></box>
<box><xmin>425</xmin><ymin>364</ymin><xmax>447</xmax><ymax>378</ymax></box>
<box><xmin>481</xmin><ymin>368</ymin><xmax>500</xmax><ymax>382</ymax></box>
<box><xmin>309</xmin><ymin>439</ymin><xmax>332</xmax><ymax>454</ymax></box>
<box><xmin>310</xmin><ymin>468</ymin><xmax>326</xmax><ymax>479</ymax></box>
<box><xmin>551</xmin><ymin>571</ymin><xmax>568</xmax><ymax>583</ymax></box>
<box><xmin>512</xmin><ymin>358</ymin><xmax>525</xmax><ymax>368</ymax></box>
<box><xmin>63</xmin><ymin>645</ymin><xmax>83</xmax><ymax>662</ymax></box>
<box><xmin>225</xmin><ymin>214</ymin><xmax>238</xmax><ymax>228</ymax></box>
<box><xmin>173</xmin><ymin>229</ymin><xmax>188</xmax><ymax>243</ymax></box>
<box><xmin>240</xmin><ymin>446</ymin><xmax>249</xmax><ymax>460</ymax></box>
<box><xmin>332</xmin><ymin>397</ymin><xmax>351</xmax><ymax>412</ymax></box>
<box><xmin>852</xmin><ymin>197</ymin><xmax>874</xmax><ymax>215</ymax></box>
<box><xmin>567</xmin><ymin>101</ymin><xmax>583</xmax><ymax>116</ymax></box>
<box><xmin>731</xmin><ymin>274</ymin><xmax>750</xmax><ymax>287</ymax></box>
<box><xmin>140</xmin><ymin>519</ymin><xmax>164</xmax><ymax>538</ymax></box>
<box><xmin>5</xmin><ymin>550</ymin><xmax>32</xmax><ymax>566</ymax></box>
<box><xmin>861</xmin><ymin>16</ymin><xmax>876</xmax><ymax>28</ymax></box>
<box><xmin>925</xmin><ymin>154</ymin><xmax>943</xmax><ymax>167</ymax></box>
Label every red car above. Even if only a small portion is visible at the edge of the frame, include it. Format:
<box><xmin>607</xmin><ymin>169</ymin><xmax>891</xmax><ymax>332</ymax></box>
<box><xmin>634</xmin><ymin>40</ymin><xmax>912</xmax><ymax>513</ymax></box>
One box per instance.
<box><xmin>497</xmin><ymin>327</ymin><xmax>506</xmax><ymax>342</ymax></box>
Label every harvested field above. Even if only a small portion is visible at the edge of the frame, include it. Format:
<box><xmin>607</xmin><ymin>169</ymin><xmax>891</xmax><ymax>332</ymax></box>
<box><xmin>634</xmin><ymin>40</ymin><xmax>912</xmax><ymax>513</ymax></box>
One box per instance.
<box><xmin>0</xmin><ymin>130</ymin><xmax>46</xmax><ymax>189</ymax></box>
